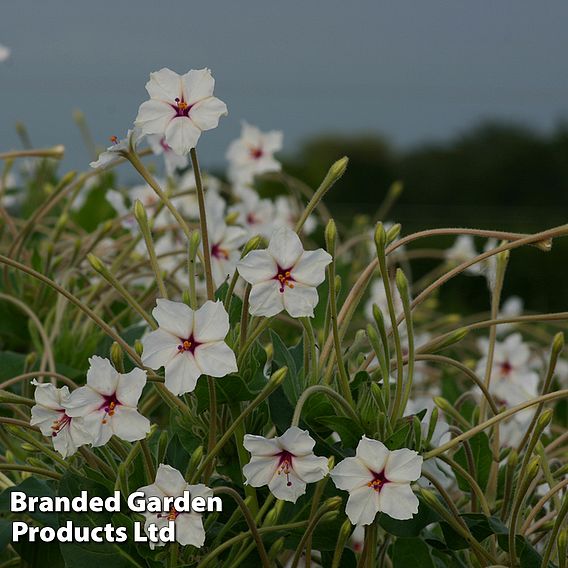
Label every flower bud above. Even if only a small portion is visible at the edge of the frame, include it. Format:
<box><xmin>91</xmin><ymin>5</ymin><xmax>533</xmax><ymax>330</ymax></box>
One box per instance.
<box><xmin>426</xmin><ymin>406</ymin><xmax>439</xmax><ymax>444</ymax></box>
<box><xmin>189</xmin><ymin>230</ymin><xmax>201</xmax><ymax>260</ymax></box>
<box><xmin>241</xmin><ymin>235</ymin><xmax>264</xmax><ymax>257</ymax></box>
<box><xmin>419</xmin><ymin>488</ymin><xmax>439</xmax><ymax>509</ymax></box>
<box><xmin>525</xmin><ymin>457</ymin><xmax>540</xmax><ymax>483</ymax></box>
<box><xmin>134</xmin><ymin>199</ymin><xmax>148</xmax><ymax>225</ymax></box>
<box><xmin>395</xmin><ymin>268</ymin><xmax>410</xmax><ymax>302</ymax></box>
<box><xmin>221</xmin><ymin>211</ymin><xmax>238</xmax><ymax>226</ymax></box>
<box><xmin>413</xmin><ymin>415</ymin><xmax>422</xmax><ymax>452</ymax></box>
<box><xmin>323</xmin><ymin>496</ymin><xmax>343</xmax><ymax>511</ymax></box>
<box><xmin>325</xmin><ymin>219</ymin><xmax>337</xmax><ymax>256</ymax></box>
<box><xmin>268</xmin><ymin>366</ymin><xmax>288</xmax><ymax>387</ymax></box>
<box><xmin>110</xmin><ymin>342</ymin><xmax>124</xmax><ymax>373</ymax></box>
<box><xmin>268</xmin><ymin>537</ymin><xmax>285</xmax><ymax>560</ymax></box>
<box><xmin>134</xmin><ymin>339</ymin><xmax>144</xmax><ymax>357</ymax></box>
<box><xmin>536</xmin><ymin>409</ymin><xmax>553</xmax><ymax>433</ymax></box>
<box><xmin>320</xmin><ymin>510</ymin><xmax>339</xmax><ymax>523</ymax></box>
<box><xmin>330</xmin><ymin>156</ymin><xmax>349</xmax><ymax>178</ymax></box>
<box><xmin>374</xmin><ymin>222</ymin><xmax>386</xmax><ymax>253</ymax></box>
<box><xmin>507</xmin><ymin>448</ymin><xmax>518</xmax><ymax>469</ymax></box>
<box><xmin>187</xmin><ymin>445</ymin><xmax>204</xmax><ymax>475</ymax></box>
<box><xmin>552</xmin><ymin>332</ymin><xmax>565</xmax><ymax>358</ymax></box>
<box><xmin>87</xmin><ymin>253</ymin><xmax>106</xmax><ymax>275</ymax></box>
<box><xmin>420</xmin><ymin>328</ymin><xmax>469</xmax><ymax>354</ymax></box>
<box><xmin>386</xmin><ymin>223</ymin><xmax>401</xmax><ymax>244</ymax></box>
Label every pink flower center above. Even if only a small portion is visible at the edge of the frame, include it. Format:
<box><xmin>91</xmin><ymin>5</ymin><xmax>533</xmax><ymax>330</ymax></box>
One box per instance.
<box><xmin>274</xmin><ymin>266</ymin><xmax>295</xmax><ymax>293</ymax></box>
<box><xmin>276</xmin><ymin>451</ymin><xmax>294</xmax><ymax>487</ymax></box>
<box><xmin>158</xmin><ymin>506</ymin><xmax>180</xmax><ymax>521</ymax></box>
<box><xmin>177</xmin><ymin>335</ymin><xmax>200</xmax><ymax>354</ymax></box>
<box><xmin>500</xmin><ymin>360</ymin><xmax>513</xmax><ymax>375</ymax></box>
<box><xmin>211</xmin><ymin>243</ymin><xmax>229</xmax><ymax>260</ymax></box>
<box><xmin>51</xmin><ymin>411</ymin><xmax>71</xmax><ymax>438</ymax></box>
<box><xmin>246</xmin><ymin>212</ymin><xmax>258</xmax><ymax>225</ymax></box>
<box><xmin>250</xmin><ymin>147</ymin><xmax>263</xmax><ymax>160</ymax></box>
<box><xmin>172</xmin><ymin>97</ymin><xmax>192</xmax><ymax>117</ymax></box>
<box><xmin>99</xmin><ymin>393</ymin><xmax>121</xmax><ymax>425</ymax></box>
<box><xmin>367</xmin><ymin>469</ymin><xmax>390</xmax><ymax>492</ymax></box>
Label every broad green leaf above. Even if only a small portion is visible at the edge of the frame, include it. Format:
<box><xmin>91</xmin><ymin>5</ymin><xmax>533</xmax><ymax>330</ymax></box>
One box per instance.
<box><xmin>454</xmin><ymin>432</ymin><xmax>492</xmax><ymax>492</ymax></box>
<box><xmin>392</xmin><ymin>537</ymin><xmax>435</xmax><ymax>567</ymax></box>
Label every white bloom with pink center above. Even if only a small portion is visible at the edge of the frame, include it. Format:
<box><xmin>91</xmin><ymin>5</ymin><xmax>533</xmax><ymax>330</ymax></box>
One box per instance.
<box><xmin>135</xmin><ymin>67</ymin><xmax>227</xmax><ymax>155</ymax></box>
<box><xmin>147</xmin><ymin>134</ymin><xmax>189</xmax><ymax>177</ymax></box>
<box><xmin>331</xmin><ymin>436</ymin><xmax>422</xmax><ymax>524</ymax></box>
<box><xmin>137</xmin><ymin>464</ymin><xmax>212</xmax><ymax>549</ymax></box>
<box><xmin>237</xmin><ymin>227</ymin><xmax>331</xmax><ymax>318</ymax></box>
<box><xmin>65</xmin><ymin>357</ymin><xmax>150</xmax><ymax>447</ymax></box>
<box><xmin>141</xmin><ymin>299</ymin><xmax>237</xmax><ymax>396</ymax></box>
<box><xmin>226</xmin><ymin>122</ymin><xmax>283</xmax><ymax>184</ymax></box>
<box><xmin>229</xmin><ymin>186</ymin><xmax>276</xmax><ymax>238</ymax></box>
<box><xmin>30</xmin><ymin>381</ymin><xmax>91</xmax><ymax>458</ymax></box>
<box><xmin>476</xmin><ymin>332</ymin><xmax>539</xmax><ymax>407</ymax></box>
<box><xmin>90</xmin><ymin>129</ymin><xmax>141</xmax><ymax>169</ymax></box>
<box><xmin>243</xmin><ymin>427</ymin><xmax>329</xmax><ymax>503</ymax></box>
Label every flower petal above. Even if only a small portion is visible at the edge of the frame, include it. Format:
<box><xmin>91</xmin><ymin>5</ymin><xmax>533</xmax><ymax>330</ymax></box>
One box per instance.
<box><xmin>86</xmin><ymin>356</ymin><xmax>119</xmax><ymax>396</ymax></box>
<box><xmin>165</xmin><ymin>117</ymin><xmax>201</xmax><ymax>155</ymax></box>
<box><xmin>379</xmin><ymin>482</ymin><xmax>419</xmax><ymax>520</ymax></box>
<box><xmin>145</xmin><ymin>68</ymin><xmax>182</xmax><ymax>102</ymax></box>
<box><xmin>152</xmin><ymin>299</ymin><xmax>194</xmax><ymax>339</ymax></box>
<box><xmin>175</xmin><ymin>513</ymin><xmax>206</xmax><ymax>548</ymax></box>
<box><xmin>182</xmin><ymin>68</ymin><xmax>215</xmax><ymax>105</ymax></box>
<box><xmin>32</xmin><ymin>381</ymin><xmax>67</xmax><ymax>410</ymax></box>
<box><xmin>282</xmin><ymin>283</ymin><xmax>319</xmax><ymax>318</ymax></box>
<box><xmin>141</xmin><ymin>328</ymin><xmax>179</xmax><ymax>370</ymax></box>
<box><xmin>238</xmin><ymin>250</ymin><xmax>277</xmax><ymax>285</ymax></box>
<box><xmin>116</xmin><ymin>368</ymin><xmax>147</xmax><ymax>407</ymax></box>
<box><xmin>331</xmin><ymin>457</ymin><xmax>373</xmax><ymax>492</ymax></box>
<box><xmin>193</xmin><ymin>301</ymin><xmax>230</xmax><ymax>343</ymax></box>
<box><xmin>292</xmin><ymin>454</ymin><xmax>329</xmax><ymax>483</ymax></box>
<box><xmin>345</xmin><ymin>485</ymin><xmax>380</xmax><ymax>526</ymax></box>
<box><xmin>248</xmin><ymin>280</ymin><xmax>284</xmax><ymax>317</ymax></box>
<box><xmin>111</xmin><ymin>407</ymin><xmax>150</xmax><ymax>442</ymax></box>
<box><xmin>189</xmin><ymin>97</ymin><xmax>228</xmax><ymax>132</ymax></box>
<box><xmin>243</xmin><ymin>455</ymin><xmax>279</xmax><ymax>487</ymax></box>
<box><xmin>243</xmin><ymin>434</ymin><xmax>281</xmax><ymax>456</ymax></box>
<box><xmin>277</xmin><ymin>426</ymin><xmax>315</xmax><ymax>455</ymax></box>
<box><xmin>384</xmin><ymin>449</ymin><xmax>422</xmax><ymax>483</ymax></box>
<box><xmin>154</xmin><ymin>464</ymin><xmax>188</xmax><ymax>496</ymax></box>
<box><xmin>268</xmin><ymin>468</ymin><xmax>306</xmax><ymax>503</ymax></box>
<box><xmin>193</xmin><ymin>342</ymin><xmax>237</xmax><ymax>378</ymax></box>
<box><xmin>267</xmin><ymin>227</ymin><xmax>304</xmax><ymax>268</ymax></box>
<box><xmin>165</xmin><ymin>353</ymin><xmax>202</xmax><ymax>396</ymax></box>
<box><xmin>65</xmin><ymin>386</ymin><xmax>104</xmax><ymax>418</ymax></box>
<box><xmin>356</xmin><ymin>436</ymin><xmax>390</xmax><ymax>474</ymax></box>
<box><xmin>135</xmin><ymin>99</ymin><xmax>175</xmax><ymax>135</ymax></box>
<box><xmin>292</xmin><ymin>249</ymin><xmax>332</xmax><ymax>287</ymax></box>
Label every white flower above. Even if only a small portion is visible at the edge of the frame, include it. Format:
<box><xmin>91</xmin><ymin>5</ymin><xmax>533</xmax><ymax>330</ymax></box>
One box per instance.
<box><xmin>243</xmin><ymin>427</ymin><xmax>329</xmax><ymax>503</ymax></box>
<box><xmin>90</xmin><ymin>129</ymin><xmax>141</xmax><ymax>169</ymax></box>
<box><xmin>237</xmin><ymin>227</ymin><xmax>331</xmax><ymax>318</ymax></box>
<box><xmin>0</xmin><ymin>44</ymin><xmax>10</xmax><ymax>63</ymax></box>
<box><xmin>475</xmin><ymin>332</ymin><xmax>539</xmax><ymax>407</ymax></box>
<box><xmin>445</xmin><ymin>235</ymin><xmax>478</xmax><ymax>267</ymax></box>
<box><xmin>497</xmin><ymin>295</ymin><xmax>523</xmax><ymax>336</ymax></box>
<box><xmin>141</xmin><ymin>299</ymin><xmax>237</xmax><ymax>396</ymax></box>
<box><xmin>274</xmin><ymin>195</ymin><xmax>317</xmax><ymax>235</ymax></box>
<box><xmin>137</xmin><ymin>464</ymin><xmax>211</xmax><ymax>549</ymax></box>
<box><xmin>147</xmin><ymin>134</ymin><xmax>189</xmax><ymax>177</ymax></box>
<box><xmin>364</xmin><ymin>278</ymin><xmax>402</xmax><ymax>326</ymax></box>
<box><xmin>65</xmin><ymin>357</ymin><xmax>150</xmax><ymax>447</ymax></box>
<box><xmin>226</xmin><ymin>122</ymin><xmax>283</xmax><ymax>184</ymax></box>
<box><xmin>229</xmin><ymin>186</ymin><xmax>276</xmax><ymax>238</ymax></box>
<box><xmin>208</xmin><ymin>221</ymin><xmax>248</xmax><ymax>288</ymax></box>
<box><xmin>135</xmin><ymin>67</ymin><xmax>227</xmax><ymax>155</ymax></box>
<box><xmin>330</xmin><ymin>437</ymin><xmax>422</xmax><ymax>524</ymax></box>
<box><xmin>30</xmin><ymin>381</ymin><xmax>91</xmax><ymax>458</ymax></box>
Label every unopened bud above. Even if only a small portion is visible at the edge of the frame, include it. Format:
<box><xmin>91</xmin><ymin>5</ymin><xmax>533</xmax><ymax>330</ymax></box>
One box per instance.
<box><xmin>110</xmin><ymin>342</ymin><xmax>124</xmax><ymax>373</ymax></box>
<box><xmin>320</xmin><ymin>510</ymin><xmax>339</xmax><ymax>523</ymax></box>
<box><xmin>526</xmin><ymin>457</ymin><xmax>540</xmax><ymax>482</ymax></box>
<box><xmin>536</xmin><ymin>409</ymin><xmax>553</xmax><ymax>433</ymax></box>
<box><xmin>323</xmin><ymin>496</ymin><xmax>342</xmax><ymax>511</ymax></box>
<box><xmin>269</xmin><ymin>366</ymin><xmax>288</xmax><ymax>387</ymax></box>
<box><xmin>87</xmin><ymin>253</ymin><xmax>106</xmax><ymax>274</ymax></box>
<box><xmin>134</xmin><ymin>199</ymin><xmax>148</xmax><ymax>225</ymax></box>
<box><xmin>189</xmin><ymin>230</ymin><xmax>201</xmax><ymax>260</ymax></box>
<box><xmin>241</xmin><ymin>235</ymin><xmax>264</xmax><ymax>257</ymax></box>
<box><xmin>420</xmin><ymin>328</ymin><xmax>469</xmax><ymax>354</ymax></box>
<box><xmin>325</xmin><ymin>219</ymin><xmax>337</xmax><ymax>256</ymax></box>
<box><xmin>395</xmin><ymin>268</ymin><xmax>409</xmax><ymax>301</ymax></box>
<box><xmin>426</xmin><ymin>407</ymin><xmax>439</xmax><ymax>444</ymax></box>
<box><xmin>386</xmin><ymin>223</ymin><xmax>401</xmax><ymax>244</ymax></box>
<box><xmin>268</xmin><ymin>537</ymin><xmax>285</xmax><ymax>560</ymax></box>
<box><xmin>224</xmin><ymin>211</ymin><xmax>240</xmax><ymax>225</ymax></box>
<box><xmin>187</xmin><ymin>446</ymin><xmax>204</xmax><ymax>475</ymax></box>
<box><xmin>552</xmin><ymin>332</ymin><xmax>565</xmax><ymax>358</ymax></box>
<box><xmin>374</xmin><ymin>222</ymin><xmax>386</xmax><ymax>252</ymax></box>
<box><xmin>330</xmin><ymin>156</ymin><xmax>349</xmax><ymax>179</ymax></box>
<box><xmin>134</xmin><ymin>339</ymin><xmax>144</xmax><ymax>357</ymax></box>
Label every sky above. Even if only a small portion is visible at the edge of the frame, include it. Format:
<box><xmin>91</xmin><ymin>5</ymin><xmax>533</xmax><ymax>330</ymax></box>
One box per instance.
<box><xmin>2</xmin><ymin>1</ymin><xmax>568</xmax><ymax>172</ymax></box>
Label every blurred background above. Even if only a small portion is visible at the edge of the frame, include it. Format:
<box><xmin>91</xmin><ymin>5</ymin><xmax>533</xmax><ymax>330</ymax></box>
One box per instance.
<box><xmin>2</xmin><ymin>0</ymin><xmax>568</xmax><ymax>310</ymax></box>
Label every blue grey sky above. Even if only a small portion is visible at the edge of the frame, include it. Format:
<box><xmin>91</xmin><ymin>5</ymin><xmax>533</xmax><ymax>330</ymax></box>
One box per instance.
<box><xmin>2</xmin><ymin>1</ymin><xmax>568</xmax><ymax>171</ymax></box>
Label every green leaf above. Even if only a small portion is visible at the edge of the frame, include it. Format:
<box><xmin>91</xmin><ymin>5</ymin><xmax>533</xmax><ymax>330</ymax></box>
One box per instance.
<box><xmin>379</xmin><ymin>496</ymin><xmax>440</xmax><ymax>537</ymax></box>
<box><xmin>0</xmin><ymin>477</ymin><xmax>58</xmax><ymax>528</ymax></box>
<box><xmin>314</xmin><ymin>416</ymin><xmax>364</xmax><ymax>447</ymax></box>
<box><xmin>454</xmin><ymin>432</ymin><xmax>492</xmax><ymax>492</ymax></box>
<box><xmin>392</xmin><ymin>537</ymin><xmax>435</xmax><ymax>567</ymax></box>
<box><xmin>194</xmin><ymin>374</ymin><xmax>261</xmax><ymax>413</ymax></box>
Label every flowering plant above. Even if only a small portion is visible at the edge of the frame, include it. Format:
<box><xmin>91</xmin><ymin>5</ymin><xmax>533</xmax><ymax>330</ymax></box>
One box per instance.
<box><xmin>0</xmin><ymin>65</ymin><xmax>567</xmax><ymax>568</ymax></box>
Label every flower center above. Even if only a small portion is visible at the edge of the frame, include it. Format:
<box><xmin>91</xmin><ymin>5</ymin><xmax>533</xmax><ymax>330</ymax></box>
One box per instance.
<box><xmin>367</xmin><ymin>469</ymin><xmax>389</xmax><ymax>492</ymax></box>
<box><xmin>173</xmin><ymin>97</ymin><xmax>192</xmax><ymax>117</ymax></box>
<box><xmin>500</xmin><ymin>360</ymin><xmax>513</xmax><ymax>375</ymax></box>
<box><xmin>250</xmin><ymin>147</ymin><xmax>263</xmax><ymax>160</ymax></box>
<box><xmin>99</xmin><ymin>393</ymin><xmax>121</xmax><ymax>424</ymax></box>
<box><xmin>109</xmin><ymin>135</ymin><xmax>119</xmax><ymax>145</ymax></box>
<box><xmin>246</xmin><ymin>212</ymin><xmax>258</xmax><ymax>225</ymax></box>
<box><xmin>158</xmin><ymin>506</ymin><xmax>180</xmax><ymax>521</ymax></box>
<box><xmin>177</xmin><ymin>335</ymin><xmax>200</xmax><ymax>354</ymax></box>
<box><xmin>276</xmin><ymin>451</ymin><xmax>294</xmax><ymax>487</ymax></box>
<box><xmin>211</xmin><ymin>243</ymin><xmax>230</xmax><ymax>260</ymax></box>
<box><xmin>274</xmin><ymin>266</ymin><xmax>295</xmax><ymax>293</ymax></box>
<box><xmin>51</xmin><ymin>412</ymin><xmax>71</xmax><ymax>437</ymax></box>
